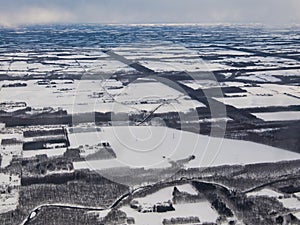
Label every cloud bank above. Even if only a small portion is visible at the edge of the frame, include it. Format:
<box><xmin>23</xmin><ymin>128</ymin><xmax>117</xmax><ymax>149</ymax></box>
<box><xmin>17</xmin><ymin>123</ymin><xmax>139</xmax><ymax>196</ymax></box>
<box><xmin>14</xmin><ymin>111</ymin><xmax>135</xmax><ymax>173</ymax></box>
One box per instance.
<box><xmin>0</xmin><ymin>0</ymin><xmax>300</xmax><ymax>27</ymax></box>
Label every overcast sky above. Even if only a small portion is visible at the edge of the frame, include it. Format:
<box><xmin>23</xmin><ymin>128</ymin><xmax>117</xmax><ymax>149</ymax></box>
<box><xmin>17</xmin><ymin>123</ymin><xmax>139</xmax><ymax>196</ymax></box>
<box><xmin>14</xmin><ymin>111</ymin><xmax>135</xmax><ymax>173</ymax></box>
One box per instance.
<box><xmin>0</xmin><ymin>0</ymin><xmax>300</xmax><ymax>27</ymax></box>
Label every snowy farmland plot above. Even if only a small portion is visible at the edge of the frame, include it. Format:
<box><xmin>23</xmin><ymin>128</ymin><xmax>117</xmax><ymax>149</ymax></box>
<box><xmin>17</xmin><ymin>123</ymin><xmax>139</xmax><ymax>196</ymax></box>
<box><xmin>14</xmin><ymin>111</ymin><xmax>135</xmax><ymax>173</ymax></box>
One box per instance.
<box><xmin>247</xmin><ymin>188</ymin><xmax>300</xmax><ymax>212</ymax></box>
<box><xmin>253</xmin><ymin>111</ymin><xmax>300</xmax><ymax>122</ymax></box>
<box><xmin>116</xmin><ymin>184</ymin><xmax>219</xmax><ymax>225</ymax></box>
<box><xmin>0</xmin><ymin>132</ymin><xmax>23</xmax><ymax>168</ymax></box>
<box><xmin>215</xmin><ymin>82</ymin><xmax>300</xmax><ymax>109</ymax></box>
<box><xmin>113</xmin><ymin>78</ymin><xmax>204</xmax><ymax>114</ymax></box>
<box><xmin>0</xmin><ymin>78</ymin><xmax>202</xmax><ymax>114</ymax></box>
<box><xmin>245</xmin><ymin>69</ymin><xmax>300</xmax><ymax>77</ymax></box>
<box><xmin>236</xmin><ymin>74</ymin><xmax>281</xmax><ymax>83</ymax></box>
<box><xmin>179</xmin><ymin>79</ymin><xmax>221</xmax><ymax>90</ymax></box>
<box><xmin>119</xmin><ymin>201</ymin><xmax>219</xmax><ymax>225</ymax></box>
<box><xmin>215</xmin><ymin>94</ymin><xmax>299</xmax><ymax>109</ymax></box>
<box><xmin>0</xmin><ymin>173</ymin><xmax>20</xmax><ymax>214</ymax></box>
<box><xmin>71</xmin><ymin>126</ymin><xmax>300</xmax><ymax>170</ymax></box>
<box><xmin>1</xmin><ymin>50</ymin><xmax>136</xmax><ymax>77</ymax></box>
<box><xmin>113</xmin><ymin>44</ymin><xmax>233</xmax><ymax>72</ymax></box>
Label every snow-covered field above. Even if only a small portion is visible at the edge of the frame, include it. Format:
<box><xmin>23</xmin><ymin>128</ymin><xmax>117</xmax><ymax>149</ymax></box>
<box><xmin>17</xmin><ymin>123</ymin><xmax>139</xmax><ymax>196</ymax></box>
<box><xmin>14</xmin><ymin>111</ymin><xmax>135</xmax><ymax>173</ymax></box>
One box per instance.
<box><xmin>175</xmin><ymin>184</ymin><xmax>198</xmax><ymax>195</ymax></box>
<box><xmin>0</xmin><ymin>173</ymin><xmax>20</xmax><ymax>187</ymax></box>
<box><xmin>198</xmin><ymin>117</ymin><xmax>232</xmax><ymax>123</ymax></box>
<box><xmin>240</xmin><ymin>86</ymin><xmax>276</xmax><ymax>96</ymax></box>
<box><xmin>112</xmin><ymin>44</ymin><xmax>234</xmax><ymax>72</ymax></box>
<box><xmin>133</xmin><ymin>184</ymin><xmax>197</xmax><ymax>205</ymax></box>
<box><xmin>253</xmin><ymin>111</ymin><xmax>300</xmax><ymax>122</ymax></box>
<box><xmin>215</xmin><ymin>94</ymin><xmax>299</xmax><ymax>109</ymax></box>
<box><xmin>0</xmin><ymin>132</ymin><xmax>23</xmax><ymax>168</ymax></box>
<box><xmin>294</xmin><ymin>192</ymin><xmax>300</xmax><ymax>198</ymax></box>
<box><xmin>0</xmin><ymin>50</ymin><xmax>136</xmax><ymax>76</ymax></box>
<box><xmin>0</xmin><ymin>79</ymin><xmax>122</xmax><ymax>114</ymax></box>
<box><xmin>116</xmin><ymin>184</ymin><xmax>218</xmax><ymax>225</ymax></box>
<box><xmin>295</xmin><ymin>212</ymin><xmax>300</xmax><ymax>220</ymax></box>
<box><xmin>212</xmin><ymin>55</ymin><xmax>298</xmax><ymax>71</ymax></box>
<box><xmin>0</xmin><ymin>78</ymin><xmax>202</xmax><ymax>114</ymax></box>
<box><xmin>23</xmin><ymin>148</ymin><xmax>67</xmax><ymax>158</ymax></box>
<box><xmin>179</xmin><ymin>79</ymin><xmax>220</xmax><ymax>90</ymax></box>
<box><xmin>0</xmin><ymin>44</ymin><xmax>239</xmax><ymax>75</ymax></box>
<box><xmin>247</xmin><ymin>188</ymin><xmax>300</xmax><ymax>211</ymax></box>
<box><xmin>135</xmin><ymin>186</ymin><xmax>174</xmax><ymax>205</ymax></box>
<box><xmin>215</xmin><ymin>82</ymin><xmax>300</xmax><ymax>109</ymax></box>
<box><xmin>245</xmin><ymin>69</ymin><xmax>300</xmax><ymax>77</ymax></box>
<box><xmin>237</xmin><ymin>74</ymin><xmax>281</xmax><ymax>83</ymax></box>
<box><xmin>260</xmin><ymin>84</ymin><xmax>300</xmax><ymax>96</ymax></box>
<box><xmin>0</xmin><ymin>190</ymin><xmax>19</xmax><ymax>214</ymax></box>
<box><xmin>279</xmin><ymin>197</ymin><xmax>300</xmax><ymax>210</ymax></box>
<box><xmin>0</xmin><ymin>173</ymin><xmax>20</xmax><ymax>214</ymax></box>
<box><xmin>220</xmin><ymin>82</ymin><xmax>247</xmax><ymax>88</ymax></box>
<box><xmin>246</xmin><ymin>188</ymin><xmax>283</xmax><ymax>198</ymax></box>
<box><xmin>120</xmin><ymin>201</ymin><xmax>218</xmax><ymax>225</ymax></box>
<box><xmin>114</xmin><ymin>78</ymin><xmax>204</xmax><ymax>113</ymax></box>
<box><xmin>138</xmin><ymin>60</ymin><xmax>230</xmax><ymax>72</ymax></box>
<box><xmin>71</xmin><ymin>126</ymin><xmax>300</xmax><ymax>170</ymax></box>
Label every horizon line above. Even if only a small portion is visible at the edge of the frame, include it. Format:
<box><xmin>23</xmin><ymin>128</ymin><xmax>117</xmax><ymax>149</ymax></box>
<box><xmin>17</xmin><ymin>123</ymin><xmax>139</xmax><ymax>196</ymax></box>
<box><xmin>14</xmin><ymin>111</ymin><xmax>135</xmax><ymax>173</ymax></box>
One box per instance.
<box><xmin>1</xmin><ymin>22</ymin><xmax>300</xmax><ymax>29</ymax></box>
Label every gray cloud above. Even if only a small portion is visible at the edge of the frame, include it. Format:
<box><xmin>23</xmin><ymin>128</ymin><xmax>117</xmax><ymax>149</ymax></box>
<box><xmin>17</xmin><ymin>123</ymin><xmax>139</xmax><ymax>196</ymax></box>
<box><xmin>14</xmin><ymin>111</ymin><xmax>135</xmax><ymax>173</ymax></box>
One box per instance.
<box><xmin>0</xmin><ymin>0</ymin><xmax>299</xmax><ymax>27</ymax></box>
